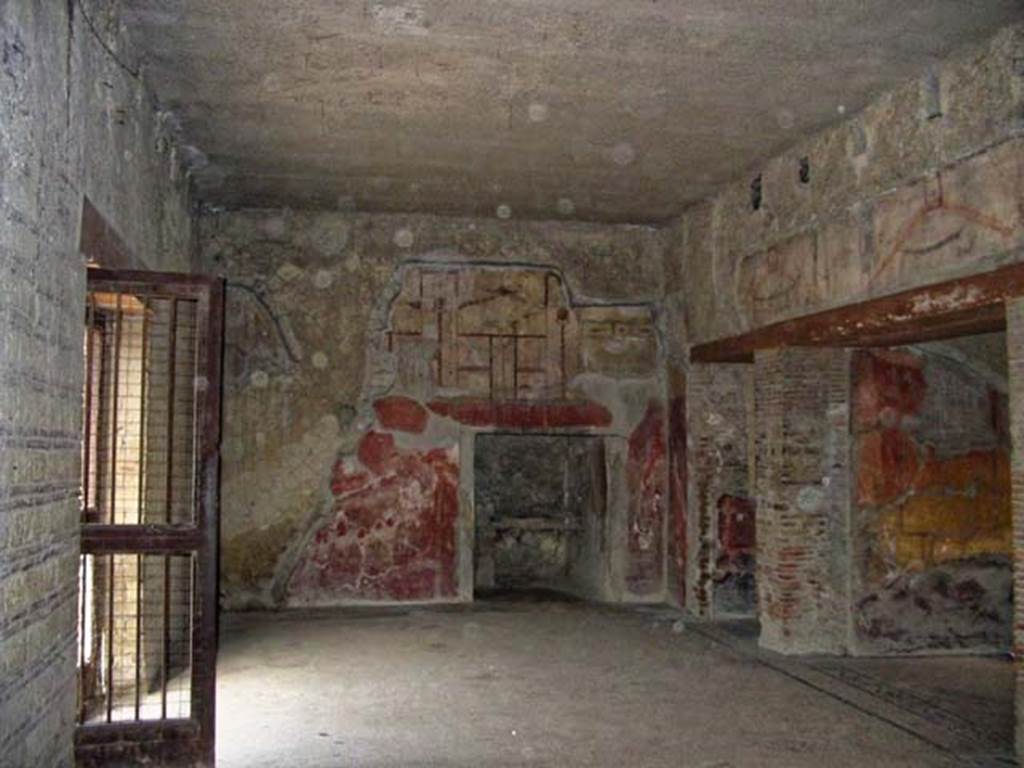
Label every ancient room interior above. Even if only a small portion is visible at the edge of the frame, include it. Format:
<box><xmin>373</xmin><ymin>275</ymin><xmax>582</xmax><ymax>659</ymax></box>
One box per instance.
<box><xmin>4</xmin><ymin>1</ymin><xmax>1024</xmax><ymax>766</ymax></box>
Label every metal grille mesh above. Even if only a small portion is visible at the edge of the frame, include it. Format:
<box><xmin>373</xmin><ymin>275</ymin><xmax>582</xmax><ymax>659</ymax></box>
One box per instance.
<box><xmin>78</xmin><ymin>553</ymin><xmax>194</xmax><ymax>723</ymax></box>
<box><xmin>83</xmin><ymin>293</ymin><xmax>199</xmax><ymax>526</ymax></box>
<box><xmin>78</xmin><ymin>289</ymin><xmax>201</xmax><ymax>725</ymax></box>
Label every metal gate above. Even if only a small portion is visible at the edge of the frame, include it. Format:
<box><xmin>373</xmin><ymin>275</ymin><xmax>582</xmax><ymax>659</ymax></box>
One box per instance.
<box><xmin>75</xmin><ymin>269</ymin><xmax>223</xmax><ymax>767</ymax></box>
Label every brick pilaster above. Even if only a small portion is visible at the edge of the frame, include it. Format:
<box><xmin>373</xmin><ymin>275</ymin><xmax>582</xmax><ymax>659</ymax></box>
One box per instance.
<box><xmin>754</xmin><ymin>347</ymin><xmax>852</xmax><ymax>655</ymax></box>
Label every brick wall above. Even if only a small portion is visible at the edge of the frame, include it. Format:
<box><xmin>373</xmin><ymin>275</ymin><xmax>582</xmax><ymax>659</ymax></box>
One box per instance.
<box><xmin>0</xmin><ymin>2</ymin><xmax>192</xmax><ymax>765</ymax></box>
<box><xmin>754</xmin><ymin>348</ymin><xmax>852</xmax><ymax>655</ymax></box>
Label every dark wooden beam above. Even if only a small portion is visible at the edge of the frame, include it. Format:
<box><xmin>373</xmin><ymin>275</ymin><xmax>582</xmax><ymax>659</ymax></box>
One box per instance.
<box><xmin>690</xmin><ymin>262</ymin><xmax>1023</xmax><ymax>363</ymax></box>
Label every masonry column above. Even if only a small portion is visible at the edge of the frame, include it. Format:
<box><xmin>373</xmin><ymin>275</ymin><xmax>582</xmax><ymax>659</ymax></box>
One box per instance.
<box><xmin>754</xmin><ymin>347</ymin><xmax>852</xmax><ymax>655</ymax></box>
<box><xmin>1005</xmin><ymin>299</ymin><xmax>1024</xmax><ymax>758</ymax></box>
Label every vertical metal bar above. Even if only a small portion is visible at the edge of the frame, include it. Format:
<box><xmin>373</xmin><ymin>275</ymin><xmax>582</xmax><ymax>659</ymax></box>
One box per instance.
<box><xmin>82</xmin><ymin>297</ymin><xmax>95</xmax><ymax>522</ymax></box>
<box><xmin>134</xmin><ymin>307</ymin><xmax>149</xmax><ymax>720</ymax></box>
<box><xmin>165</xmin><ymin>299</ymin><xmax>178</xmax><ymax>525</ymax></box>
<box><xmin>161</xmin><ymin>554</ymin><xmax>170</xmax><ymax>720</ymax></box>
<box><xmin>188</xmin><ymin>304</ymin><xmax>202</xmax><ymax>521</ymax></box>
<box><xmin>104</xmin><ymin>294</ymin><xmax>124</xmax><ymax>722</ymax></box>
<box><xmin>110</xmin><ymin>294</ymin><xmax>123</xmax><ymax>524</ymax></box>
<box><xmin>105</xmin><ymin>555</ymin><xmax>115</xmax><ymax>723</ymax></box>
<box><xmin>136</xmin><ymin>307</ymin><xmax>150</xmax><ymax>523</ymax></box>
<box><xmin>134</xmin><ymin>553</ymin><xmax>143</xmax><ymax>720</ymax></box>
<box><xmin>162</xmin><ymin>298</ymin><xmax>178</xmax><ymax>719</ymax></box>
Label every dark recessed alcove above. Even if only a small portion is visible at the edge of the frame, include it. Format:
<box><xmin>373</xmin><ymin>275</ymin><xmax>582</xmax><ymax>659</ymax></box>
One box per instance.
<box><xmin>474</xmin><ymin>433</ymin><xmax>606</xmax><ymax>599</ymax></box>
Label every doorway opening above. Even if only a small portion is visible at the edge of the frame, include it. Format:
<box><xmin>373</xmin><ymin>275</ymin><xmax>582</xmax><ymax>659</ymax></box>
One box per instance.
<box><xmin>75</xmin><ymin>270</ymin><xmax>223</xmax><ymax>766</ymax></box>
<box><xmin>850</xmin><ymin>332</ymin><xmax>1013</xmax><ymax>656</ymax></box>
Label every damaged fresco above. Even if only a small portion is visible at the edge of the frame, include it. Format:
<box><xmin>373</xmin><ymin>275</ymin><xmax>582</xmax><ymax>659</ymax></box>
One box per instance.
<box><xmin>676</xmin><ymin>26</ymin><xmax>1024</xmax><ymax>347</ymax></box>
<box><xmin>851</xmin><ymin>345</ymin><xmax>1012</xmax><ymax>653</ymax></box>
<box><xmin>197</xmin><ymin>211</ymin><xmax>668</xmax><ymax>608</ymax></box>
<box><xmin>289</xmin><ymin>432</ymin><xmax>459</xmax><ymax>603</ymax></box>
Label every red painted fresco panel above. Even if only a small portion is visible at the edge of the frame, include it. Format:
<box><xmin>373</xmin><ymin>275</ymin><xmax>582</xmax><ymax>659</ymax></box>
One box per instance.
<box><xmin>373</xmin><ymin>396</ymin><xmax>430</xmax><ymax>433</ymax></box>
<box><xmin>427</xmin><ymin>398</ymin><xmax>613</xmax><ymax>429</ymax></box>
<box><xmin>626</xmin><ymin>402</ymin><xmax>666</xmax><ymax>595</ymax></box>
<box><xmin>289</xmin><ymin>434</ymin><xmax>459</xmax><ymax>603</ymax></box>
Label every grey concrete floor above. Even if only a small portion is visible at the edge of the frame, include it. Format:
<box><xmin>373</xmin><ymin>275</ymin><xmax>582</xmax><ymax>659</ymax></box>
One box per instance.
<box><xmin>216</xmin><ymin>595</ymin><xmax>1014</xmax><ymax>768</ymax></box>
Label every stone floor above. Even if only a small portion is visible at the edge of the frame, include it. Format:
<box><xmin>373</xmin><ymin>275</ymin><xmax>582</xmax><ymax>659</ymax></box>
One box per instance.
<box><xmin>216</xmin><ymin>593</ymin><xmax>1015</xmax><ymax>767</ymax></box>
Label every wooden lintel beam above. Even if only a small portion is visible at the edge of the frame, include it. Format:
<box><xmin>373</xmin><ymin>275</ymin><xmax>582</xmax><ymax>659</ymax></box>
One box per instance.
<box><xmin>690</xmin><ymin>262</ymin><xmax>1024</xmax><ymax>364</ymax></box>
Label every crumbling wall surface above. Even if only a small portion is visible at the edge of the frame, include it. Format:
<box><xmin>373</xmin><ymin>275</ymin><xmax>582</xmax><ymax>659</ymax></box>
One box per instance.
<box><xmin>851</xmin><ymin>345</ymin><xmax>1012</xmax><ymax>654</ymax></box>
<box><xmin>674</xmin><ymin>23</ymin><xmax>1024</xmax><ymax>346</ymax></box>
<box><xmin>665</xmin><ymin>363</ymin><xmax>687</xmax><ymax>607</ymax></box>
<box><xmin>0</xmin><ymin>2</ymin><xmax>192</xmax><ymax>766</ymax></box>
<box><xmin>1005</xmin><ymin>300</ymin><xmax>1024</xmax><ymax>759</ymax></box>
<box><xmin>661</xmin><ymin>220</ymin><xmax>690</xmax><ymax>607</ymax></box>
<box><xmin>685</xmin><ymin>364</ymin><xmax>755</xmax><ymax>618</ymax></box>
<box><xmin>196</xmin><ymin>210</ymin><xmax>668</xmax><ymax>609</ymax></box>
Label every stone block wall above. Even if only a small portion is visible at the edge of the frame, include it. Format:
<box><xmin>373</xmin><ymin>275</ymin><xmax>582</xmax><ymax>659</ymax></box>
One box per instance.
<box><xmin>754</xmin><ymin>348</ymin><xmax>852</xmax><ymax>655</ymax></box>
<box><xmin>0</xmin><ymin>2</ymin><xmax>192</xmax><ymax>765</ymax></box>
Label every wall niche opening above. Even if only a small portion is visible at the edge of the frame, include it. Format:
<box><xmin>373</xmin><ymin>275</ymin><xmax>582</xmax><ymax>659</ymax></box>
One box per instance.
<box><xmin>474</xmin><ymin>433</ymin><xmax>607</xmax><ymax>600</ymax></box>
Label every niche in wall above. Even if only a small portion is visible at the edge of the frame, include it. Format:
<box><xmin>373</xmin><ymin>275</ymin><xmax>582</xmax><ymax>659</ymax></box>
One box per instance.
<box><xmin>474</xmin><ymin>433</ymin><xmax>606</xmax><ymax>598</ymax></box>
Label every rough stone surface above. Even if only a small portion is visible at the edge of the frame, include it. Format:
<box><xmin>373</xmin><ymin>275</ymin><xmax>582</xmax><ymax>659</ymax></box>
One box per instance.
<box><xmin>851</xmin><ymin>346</ymin><xmax>1012</xmax><ymax>654</ymax></box>
<box><xmin>122</xmin><ymin>1</ymin><xmax>1022</xmax><ymax>223</ymax></box>
<box><xmin>673</xmin><ymin>23</ymin><xmax>1024</xmax><ymax>345</ymax></box>
<box><xmin>685</xmin><ymin>364</ymin><xmax>755</xmax><ymax>618</ymax></box>
<box><xmin>0</xmin><ymin>2</ymin><xmax>192</xmax><ymax>766</ymax></box>
<box><xmin>474</xmin><ymin>434</ymin><xmax>606</xmax><ymax>596</ymax></box>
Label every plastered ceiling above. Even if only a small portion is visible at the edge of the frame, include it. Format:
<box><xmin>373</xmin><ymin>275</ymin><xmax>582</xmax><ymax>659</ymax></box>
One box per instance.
<box><xmin>123</xmin><ymin>0</ymin><xmax>1023</xmax><ymax>223</ymax></box>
